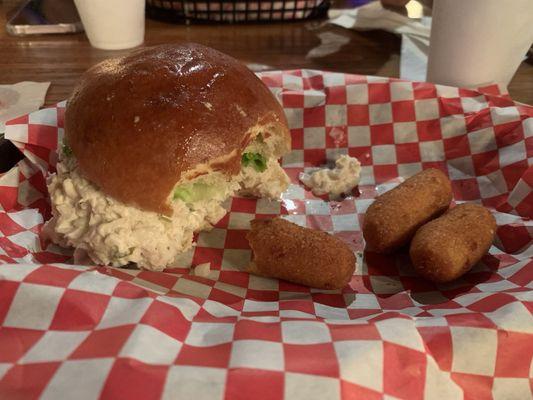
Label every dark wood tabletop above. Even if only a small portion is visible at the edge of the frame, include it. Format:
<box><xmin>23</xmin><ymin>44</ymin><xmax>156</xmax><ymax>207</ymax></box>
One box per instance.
<box><xmin>0</xmin><ymin>0</ymin><xmax>532</xmax><ymax>171</ymax></box>
<box><xmin>1</xmin><ymin>0</ymin><xmax>532</xmax><ymax>106</ymax></box>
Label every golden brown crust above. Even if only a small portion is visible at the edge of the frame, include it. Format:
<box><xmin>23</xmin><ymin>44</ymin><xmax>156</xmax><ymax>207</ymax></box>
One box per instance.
<box><xmin>362</xmin><ymin>168</ymin><xmax>452</xmax><ymax>253</ymax></box>
<box><xmin>246</xmin><ymin>217</ymin><xmax>356</xmax><ymax>289</ymax></box>
<box><xmin>409</xmin><ymin>203</ymin><xmax>496</xmax><ymax>283</ymax></box>
<box><xmin>65</xmin><ymin>43</ymin><xmax>290</xmax><ymax>215</ymax></box>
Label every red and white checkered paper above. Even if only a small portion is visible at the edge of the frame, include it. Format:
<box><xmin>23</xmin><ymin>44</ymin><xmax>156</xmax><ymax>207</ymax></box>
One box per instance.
<box><xmin>0</xmin><ymin>70</ymin><xmax>532</xmax><ymax>400</ymax></box>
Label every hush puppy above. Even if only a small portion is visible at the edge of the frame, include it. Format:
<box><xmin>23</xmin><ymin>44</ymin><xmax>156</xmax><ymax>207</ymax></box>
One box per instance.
<box><xmin>246</xmin><ymin>217</ymin><xmax>356</xmax><ymax>289</ymax></box>
<box><xmin>363</xmin><ymin>168</ymin><xmax>452</xmax><ymax>253</ymax></box>
<box><xmin>409</xmin><ymin>203</ymin><xmax>496</xmax><ymax>283</ymax></box>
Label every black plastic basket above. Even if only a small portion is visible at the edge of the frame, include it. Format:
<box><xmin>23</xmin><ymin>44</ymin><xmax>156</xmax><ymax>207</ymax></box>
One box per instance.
<box><xmin>146</xmin><ymin>0</ymin><xmax>330</xmax><ymax>23</ymax></box>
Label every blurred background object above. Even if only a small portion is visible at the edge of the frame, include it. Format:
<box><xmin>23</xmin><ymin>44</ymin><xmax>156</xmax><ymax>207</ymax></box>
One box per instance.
<box><xmin>329</xmin><ymin>0</ymin><xmax>533</xmax><ymax>88</ymax></box>
<box><xmin>427</xmin><ymin>0</ymin><xmax>533</xmax><ymax>89</ymax></box>
<box><xmin>73</xmin><ymin>0</ymin><xmax>145</xmax><ymax>49</ymax></box>
<box><xmin>2</xmin><ymin>0</ymin><xmax>531</xmax><ymax>103</ymax></box>
<box><xmin>146</xmin><ymin>0</ymin><xmax>331</xmax><ymax>23</ymax></box>
<box><xmin>380</xmin><ymin>0</ymin><xmax>410</xmax><ymax>8</ymax></box>
<box><xmin>329</xmin><ymin>0</ymin><xmax>429</xmax><ymax>81</ymax></box>
<box><xmin>6</xmin><ymin>0</ymin><xmax>83</xmax><ymax>35</ymax></box>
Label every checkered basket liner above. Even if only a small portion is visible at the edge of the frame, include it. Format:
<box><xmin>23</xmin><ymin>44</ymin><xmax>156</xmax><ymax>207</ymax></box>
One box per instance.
<box><xmin>0</xmin><ymin>70</ymin><xmax>532</xmax><ymax>399</ymax></box>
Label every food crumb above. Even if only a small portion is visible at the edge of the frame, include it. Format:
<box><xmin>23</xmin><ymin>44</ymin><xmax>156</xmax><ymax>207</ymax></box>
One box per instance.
<box><xmin>134</xmin><ymin>116</ymin><xmax>140</xmax><ymax>123</ymax></box>
<box><xmin>193</xmin><ymin>262</ymin><xmax>211</xmax><ymax>277</ymax></box>
<box><xmin>299</xmin><ymin>155</ymin><xmax>361</xmax><ymax>197</ymax></box>
<box><xmin>235</xmin><ymin>104</ymin><xmax>247</xmax><ymax>117</ymax></box>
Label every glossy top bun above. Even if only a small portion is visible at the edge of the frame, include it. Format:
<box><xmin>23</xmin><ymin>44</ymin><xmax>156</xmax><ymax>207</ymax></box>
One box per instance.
<box><xmin>65</xmin><ymin>43</ymin><xmax>290</xmax><ymax>215</ymax></box>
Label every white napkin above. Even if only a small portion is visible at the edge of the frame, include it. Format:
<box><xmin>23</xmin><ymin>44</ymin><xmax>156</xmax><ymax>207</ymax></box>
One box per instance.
<box><xmin>0</xmin><ymin>82</ymin><xmax>50</xmax><ymax>134</ymax></box>
<box><xmin>328</xmin><ymin>1</ymin><xmax>430</xmax><ymax>41</ymax></box>
<box><xmin>400</xmin><ymin>16</ymin><xmax>431</xmax><ymax>82</ymax></box>
<box><xmin>328</xmin><ymin>2</ymin><xmax>431</xmax><ymax>81</ymax></box>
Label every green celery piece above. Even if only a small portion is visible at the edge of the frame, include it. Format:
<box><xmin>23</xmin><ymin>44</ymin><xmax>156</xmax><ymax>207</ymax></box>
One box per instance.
<box><xmin>241</xmin><ymin>152</ymin><xmax>267</xmax><ymax>172</ymax></box>
<box><xmin>173</xmin><ymin>182</ymin><xmax>218</xmax><ymax>203</ymax></box>
<box><xmin>173</xmin><ymin>185</ymin><xmax>195</xmax><ymax>203</ymax></box>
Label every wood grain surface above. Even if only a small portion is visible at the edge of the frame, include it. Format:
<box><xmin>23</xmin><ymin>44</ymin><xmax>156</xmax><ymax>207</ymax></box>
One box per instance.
<box><xmin>1</xmin><ymin>0</ymin><xmax>532</xmax><ymax>106</ymax></box>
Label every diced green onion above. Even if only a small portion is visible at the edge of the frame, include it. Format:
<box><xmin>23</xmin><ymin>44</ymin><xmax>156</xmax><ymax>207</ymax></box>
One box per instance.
<box><xmin>62</xmin><ymin>143</ymin><xmax>73</xmax><ymax>157</ymax></box>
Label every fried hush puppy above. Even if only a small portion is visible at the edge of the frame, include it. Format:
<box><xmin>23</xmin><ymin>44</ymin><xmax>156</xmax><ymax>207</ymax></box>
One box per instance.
<box><xmin>362</xmin><ymin>168</ymin><xmax>452</xmax><ymax>253</ymax></box>
<box><xmin>409</xmin><ymin>203</ymin><xmax>496</xmax><ymax>283</ymax></box>
<box><xmin>246</xmin><ymin>217</ymin><xmax>356</xmax><ymax>289</ymax></box>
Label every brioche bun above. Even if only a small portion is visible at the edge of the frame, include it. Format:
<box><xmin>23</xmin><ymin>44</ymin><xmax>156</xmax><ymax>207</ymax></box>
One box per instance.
<box><xmin>65</xmin><ymin>43</ymin><xmax>290</xmax><ymax>215</ymax></box>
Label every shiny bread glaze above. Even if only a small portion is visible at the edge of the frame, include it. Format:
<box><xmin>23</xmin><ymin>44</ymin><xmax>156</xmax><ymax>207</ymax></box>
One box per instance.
<box><xmin>65</xmin><ymin>43</ymin><xmax>289</xmax><ymax>215</ymax></box>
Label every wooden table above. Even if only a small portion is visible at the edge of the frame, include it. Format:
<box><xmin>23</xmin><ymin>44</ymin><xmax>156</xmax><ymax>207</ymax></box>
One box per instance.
<box><xmin>1</xmin><ymin>0</ymin><xmax>532</xmax><ymax>105</ymax></box>
<box><xmin>1</xmin><ymin>0</ymin><xmax>532</xmax><ymax>171</ymax></box>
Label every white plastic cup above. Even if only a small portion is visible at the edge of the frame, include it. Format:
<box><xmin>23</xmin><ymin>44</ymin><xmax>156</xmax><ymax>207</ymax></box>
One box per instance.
<box><xmin>427</xmin><ymin>0</ymin><xmax>533</xmax><ymax>89</ymax></box>
<box><xmin>74</xmin><ymin>0</ymin><xmax>145</xmax><ymax>50</ymax></box>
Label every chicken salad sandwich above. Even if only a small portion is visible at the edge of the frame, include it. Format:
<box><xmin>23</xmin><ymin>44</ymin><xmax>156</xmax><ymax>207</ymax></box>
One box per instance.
<box><xmin>44</xmin><ymin>43</ymin><xmax>291</xmax><ymax>271</ymax></box>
